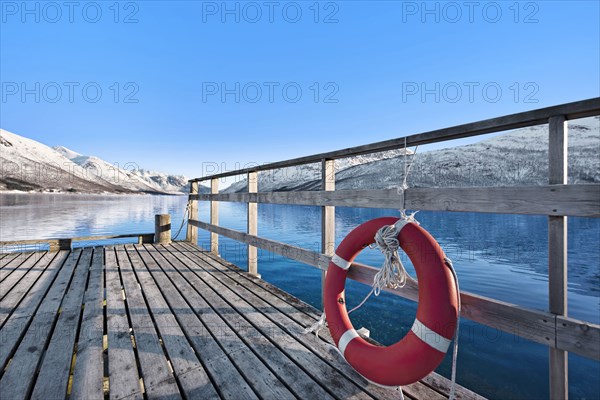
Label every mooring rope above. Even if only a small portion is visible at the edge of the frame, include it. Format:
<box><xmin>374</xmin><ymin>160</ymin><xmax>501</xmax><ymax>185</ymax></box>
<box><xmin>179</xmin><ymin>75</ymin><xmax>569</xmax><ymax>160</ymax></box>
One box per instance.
<box><xmin>172</xmin><ymin>200</ymin><xmax>191</xmax><ymax>240</ymax></box>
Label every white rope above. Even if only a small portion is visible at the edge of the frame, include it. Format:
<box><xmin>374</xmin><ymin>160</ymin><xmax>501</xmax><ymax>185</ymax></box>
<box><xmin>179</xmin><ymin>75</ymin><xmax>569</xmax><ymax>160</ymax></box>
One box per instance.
<box><xmin>172</xmin><ymin>200</ymin><xmax>191</xmax><ymax>240</ymax></box>
<box><xmin>445</xmin><ymin>257</ymin><xmax>461</xmax><ymax>400</ymax></box>
<box><xmin>303</xmin><ymin>311</ymin><xmax>326</xmax><ymax>337</ymax></box>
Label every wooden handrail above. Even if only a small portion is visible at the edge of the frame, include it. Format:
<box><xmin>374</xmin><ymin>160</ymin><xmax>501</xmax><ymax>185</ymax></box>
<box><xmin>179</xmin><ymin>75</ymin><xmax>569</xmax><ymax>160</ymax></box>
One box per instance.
<box><xmin>187</xmin><ymin>99</ymin><xmax>600</xmax><ymax>398</ymax></box>
<box><xmin>191</xmin><ymin>184</ymin><xmax>600</xmax><ymax>218</ymax></box>
<box><xmin>0</xmin><ymin>233</ymin><xmax>155</xmax><ymax>250</ymax></box>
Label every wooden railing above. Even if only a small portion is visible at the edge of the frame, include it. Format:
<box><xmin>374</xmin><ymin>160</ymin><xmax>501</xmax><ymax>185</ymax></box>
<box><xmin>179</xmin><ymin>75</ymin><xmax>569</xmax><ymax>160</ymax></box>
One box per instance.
<box><xmin>186</xmin><ymin>98</ymin><xmax>600</xmax><ymax>399</ymax></box>
<box><xmin>0</xmin><ymin>233</ymin><xmax>155</xmax><ymax>252</ymax></box>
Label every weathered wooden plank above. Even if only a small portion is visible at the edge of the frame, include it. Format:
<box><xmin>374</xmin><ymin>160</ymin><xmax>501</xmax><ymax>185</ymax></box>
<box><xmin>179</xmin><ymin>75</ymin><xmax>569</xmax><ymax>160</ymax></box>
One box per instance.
<box><xmin>186</xmin><ymin>181</ymin><xmax>199</xmax><ymax>243</ymax></box>
<box><xmin>350</xmin><ymin>262</ymin><xmax>557</xmax><ymax>350</ymax></box>
<box><xmin>189</xmin><ymin>219</ymin><xmax>329</xmax><ymax>269</ymax></box>
<box><xmin>123</xmin><ymin>245</ymin><xmax>219</xmax><ymax>399</ymax></box>
<box><xmin>167</xmin><ymin>244</ymin><xmax>386</xmax><ymax>398</ymax></box>
<box><xmin>0</xmin><ymin>249</ymin><xmax>88</xmax><ymax>399</ymax></box>
<box><xmin>0</xmin><ymin>232</ymin><xmax>153</xmax><ymax>247</ymax></box>
<box><xmin>210</xmin><ymin>178</ymin><xmax>219</xmax><ymax>255</ymax></box>
<box><xmin>189</xmin><ymin>98</ymin><xmax>600</xmax><ymax>182</ymax></box>
<box><xmin>556</xmin><ymin>316</ymin><xmax>600</xmax><ymax>361</ymax></box>
<box><xmin>248</xmin><ymin>171</ymin><xmax>258</xmax><ymax>276</ymax></box>
<box><xmin>421</xmin><ymin>374</ymin><xmax>487</xmax><ymax>400</ymax></box>
<box><xmin>142</xmin><ymin>244</ymin><xmax>298</xmax><ymax>399</ymax></box>
<box><xmin>71</xmin><ymin>247</ymin><xmax>105</xmax><ymax>399</ymax></box>
<box><xmin>166</xmin><ymin>247</ymin><xmax>444</xmax><ymax>399</ymax></box>
<box><xmin>321</xmin><ymin>159</ymin><xmax>335</xmax><ymax>306</ymax></box>
<box><xmin>0</xmin><ymin>252</ymin><xmax>48</xmax><ymax>299</ymax></box>
<box><xmin>0</xmin><ymin>252</ymin><xmax>21</xmax><ymax>268</ymax></box>
<box><xmin>0</xmin><ymin>252</ymin><xmax>61</xmax><ymax>326</ymax></box>
<box><xmin>132</xmin><ymin>245</ymin><xmax>259</xmax><ymax>400</ymax></box>
<box><xmin>0</xmin><ymin>252</ymin><xmax>35</xmax><ymax>283</ymax></box>
<box><xmin>30</xmin><ymin>248</ymin><xmax>93</xmax><ymax>400</ymax></box>
<box><xmin>154</xmin><ymin>215</ymin><xmax>172</xmax><ymax>245</ymax></box>
<box><xmin>153</xmin><ymin>244</ymin><xmax>334</xmax><ymax>400</ymax></box>
<box><xmin>174</xmin><ymin>242</ymin><xmax>482</xmax><ymax>400</ymax></box>
<box><xmin>0</xmin><ymin>250</ymin><xmax>80</xmax><ymax>372</ymax></box>
<box><xmin>548</xmin><ymin>115</ymin><xmax>569</xmax><ymax>399</ymax></box>
<box><xmin>114</xmin><ymin>246</ymin><xmax>181</xmax><ymax>400</ymax></box>
<box><xmin>105</xmin><ymin>247</ymin><xmax>143</xmax><ymax>400</ymax></box>
<box><xmin>192</xmin><ymin>184</ymin><xmax>600</xmax><ymax>218</ymax></box>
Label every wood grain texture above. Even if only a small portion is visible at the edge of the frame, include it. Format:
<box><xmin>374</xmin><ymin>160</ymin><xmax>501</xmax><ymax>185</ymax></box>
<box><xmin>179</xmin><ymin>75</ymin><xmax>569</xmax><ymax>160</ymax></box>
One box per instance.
<box><xmin>164</xmin><ymin>244</ymin><xmax>370</xmax><ymax>400</ymax></box>
<box><xmin>248</xmin><ymin>171</ymin><xmax>258</xmax><ymax>276</ymax></box>
<box><xmin>556</xmin><ymin>316</ymin><xmax>600</xmax><ymax>360</ymax></box>
<box><xmin>174</xmin><ymin>242</ymin><xmax>483</xmax><ymax>400</ymax></box>
<box><xmin>189</xmin><ymin>219</ymin><xmax>329</xmax><ymax>270</ymax></box>
<box><xmin>548</xmin><ymin>115</ymin><xmax>569</xmax><ymax>399</ymax></box>
<box><xmin>0</xmin><ymin>233</ymin><xmax>154</xmax><ymax>247</ymax></box>
<box><xmin>0</xmin><ymin>252</ymin><xmax>58</xmax><ymax>326</ymax></box>
<box><xmin>154</xmin><ymin>214</ymin><xmax>172</xmax><ymax>245</ymax></box>
<box><xmin>134</xmin><ymin>245</ymin><xmax>259</xmax><ymax>400</ymax></box>
<box><xmin>0</xmin><ymin>250</ymin><xmax>80</xmax><ymax>373</ymax></box>
<box><xmin>115</xmin><ymin>246</ymin><xmax>181</xmax><ymax>399</ymax></box>
<box><xmin>186</xmin><ymin>181</ymin><xmax>199</xmax><ymax>243</ymax></box>
<box><xmin>0</xmin><ymin>249</ymin><xmax>86</xmax><ymax>399</ymax></box>
<box><xmin>192</xmin><ymin>184</ymin><xmax>600</xmax><ymax>217</ymax></box>
<box><xmin>124</xmin><ymin>245</ymin><xmax>219</xmax><ymax>399</ymax></box>
<box><xmin>210</xmin><ymin>178</ymin><xmax>219</xmax><ymax>255</ymax></box>
<box><xmin>105</xmin><ymin>248</ymin><xmax>142</xmax><ymax>400</ymax></box>
<box><xmin>71</xmin><ymin>247</ymin><xmax>106</xmax><ymax>400</ymax></box>
<box><xmin>0</xmin><ymin>244</ymin><xmax>489</xmax><ymax>399</ymax></box>
<box><xmin>321</xmin><ymin>159</ymin><xmax>335</xmax><ymax>306</ymax></box>
<box><xmin>31</xmin><ymin>249</ymin><xmax>93</xmax><ymax>400</ymax></box>
<box><xmin>149</xmin><ymin>245</ymin><xmax>302</xmax><ymax>399</ymax></box>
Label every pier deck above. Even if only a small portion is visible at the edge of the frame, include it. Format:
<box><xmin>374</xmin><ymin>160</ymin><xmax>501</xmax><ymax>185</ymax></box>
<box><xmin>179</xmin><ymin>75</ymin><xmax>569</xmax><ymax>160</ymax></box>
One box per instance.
<box><xmin>0</xmin><ymin>242</ymin><xmax>482</xmax><ymax>400</ymax></box>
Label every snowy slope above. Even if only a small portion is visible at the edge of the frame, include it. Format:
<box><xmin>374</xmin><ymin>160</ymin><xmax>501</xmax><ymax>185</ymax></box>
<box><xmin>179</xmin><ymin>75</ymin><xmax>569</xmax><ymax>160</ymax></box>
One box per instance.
<box><xmin>0</xmin><ymin>129</ymin><xmax>128</xmax><ymax>193</ymax></box>
<box><xmin>224</xmin><ymin>117</ymin><xmax>600</xmax><ymax>192</ymax></box>
<box><xmin>225</xmin><ymin>148</ymin><xmax>413</xmax><ymax>192</ymax></box>
<box><xmin>0</xmin><ymin>129</ymin><xmax>189</xmax><ymax>194</ymax></box>
<box><xmin>55</xmin><ymin>146</ymin><xmax>187</xmax><ymax>194</ymax></box>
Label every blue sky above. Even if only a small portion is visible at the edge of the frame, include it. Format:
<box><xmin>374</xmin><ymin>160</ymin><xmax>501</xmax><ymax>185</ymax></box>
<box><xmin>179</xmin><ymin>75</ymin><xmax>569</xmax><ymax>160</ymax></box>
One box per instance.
<box><xmin>1</xmin><ymin>1</ymin><xmax>599</xmax><ymax>181</ymax></box>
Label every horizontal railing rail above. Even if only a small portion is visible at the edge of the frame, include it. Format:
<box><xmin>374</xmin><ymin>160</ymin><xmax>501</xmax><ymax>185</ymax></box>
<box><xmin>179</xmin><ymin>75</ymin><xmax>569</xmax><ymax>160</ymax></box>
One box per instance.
<box><xmin>0</xmin><ymin>233</ymin><xmax>155</xmax><ymax>252</ymax></box>
<box><xmin>185</xmin><ymin>98</ymin><xmax>600</xmax><ymax>398</ymax></box>
<box><xmin>191</xmin><ymin>184</ymin><xmax>600</xmax><ymax>217</ymax></box>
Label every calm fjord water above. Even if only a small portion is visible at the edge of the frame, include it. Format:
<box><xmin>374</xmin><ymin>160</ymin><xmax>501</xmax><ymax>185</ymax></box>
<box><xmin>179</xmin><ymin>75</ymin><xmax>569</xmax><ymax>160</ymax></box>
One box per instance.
<box><xmin>1</xmin><ymin>193</ymin><xmax>598</xmax><ymax>399</ymax></box>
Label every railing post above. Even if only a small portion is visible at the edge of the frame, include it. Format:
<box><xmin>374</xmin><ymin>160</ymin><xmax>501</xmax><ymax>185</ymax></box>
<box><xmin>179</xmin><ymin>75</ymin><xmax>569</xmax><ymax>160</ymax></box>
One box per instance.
<box><xmin>248</xmin><ymin>171</ymin><xmax>259</xmax><ymax>277</ymax></box>
<box><xmin>321</xmin><ymin>159</ymin><xmax>335</xmax><ymax>307</ymax></box>
<box><xmin>186</xmin><ymin>181</ymin><xmax>199</xmax><ymax>243</ymax></box>
<box><xmin>548</xmin><ymin>115</ymin><xmax>568</xmax><ymax>399</ymax></box>
<box><xmin>210</xmin><ymin>178</ymin><xmax>219</xmax><ymax>255</ymax></box>
<box><xmin>155</xmin><ymin>214</ymin><xmax>172</xmax><ymax>244</ymax></box>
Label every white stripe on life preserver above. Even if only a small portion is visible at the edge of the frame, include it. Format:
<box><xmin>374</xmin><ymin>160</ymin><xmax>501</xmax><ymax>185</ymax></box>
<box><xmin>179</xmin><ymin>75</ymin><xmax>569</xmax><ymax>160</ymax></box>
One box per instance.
<box><xmin>411</xmin><ymin>319</ymin><xmax>451</xmax><ymax>354</ymax></box>
<box><xmin>393</xmin><ymin>219</ymin><xmax>411</xmax><ymax>234</ymax></box>
<box><xmin>338</xmin><ymin>329</ymin><xmax>360</xmax><ymax>356</ymax></box>
<box><xmin>331</xmin><ymin>253</ymin><xmax>352</xmax><ymax>270</ymax></box>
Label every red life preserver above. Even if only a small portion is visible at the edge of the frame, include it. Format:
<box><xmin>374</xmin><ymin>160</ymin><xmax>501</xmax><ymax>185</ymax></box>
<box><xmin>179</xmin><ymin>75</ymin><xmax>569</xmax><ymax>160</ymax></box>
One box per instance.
<box><xmin>324</xmin><ymin>217</ymin><xmax>458</xmax><ymax>387</ymax></box>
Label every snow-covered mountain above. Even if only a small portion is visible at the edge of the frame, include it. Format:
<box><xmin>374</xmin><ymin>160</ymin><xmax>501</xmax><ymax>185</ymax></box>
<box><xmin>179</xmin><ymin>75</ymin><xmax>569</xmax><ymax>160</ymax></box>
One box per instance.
<box><xmin>224</xmin><ymin>148</ymin><xmax>414</xmax><ymax>192</ymax></box>
<box><xmin>0</xmin><ymin>129</ymin><xmax>189</xmax><ymax>194</ymax></box>
<box><xmin>54</xmin><ymin>146</ymin><xmax>189</xmax><ymax>194</ymax></box>
<box><xmin>224</xmin><ymin>117</ymin><xmax>600</xmax><ymax>192</ymax></box>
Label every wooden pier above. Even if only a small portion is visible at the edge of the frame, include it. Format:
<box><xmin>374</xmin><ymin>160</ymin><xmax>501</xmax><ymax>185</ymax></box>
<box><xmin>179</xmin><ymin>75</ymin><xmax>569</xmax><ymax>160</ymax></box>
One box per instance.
<box><xmin>0</xmin><ymin>243</ymin><xmax>481</xmax><ymax>400</ymax></box>
<box><xmin>1</xmin><ymin>98</ymin><xmax>599</xmax><ymax>399</ymax></box>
